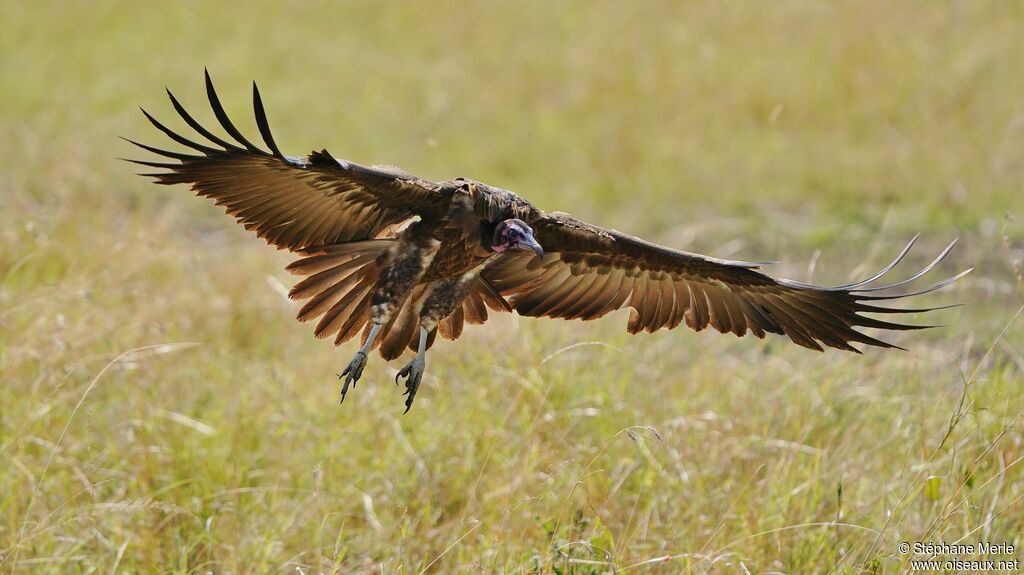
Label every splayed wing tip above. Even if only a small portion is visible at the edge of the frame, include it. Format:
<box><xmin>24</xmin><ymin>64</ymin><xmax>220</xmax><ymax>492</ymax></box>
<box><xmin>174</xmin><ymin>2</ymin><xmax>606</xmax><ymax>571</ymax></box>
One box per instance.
<box><xmin>829</xmin><ymin>234</ymin><xmax>920</xmax><ymax>291</ymax></box>
<box><xmin>857</xmin><ymin>302</ymin><xmax>965</xmax><ymax>315</ymax></box>
<box><xmin>121</xmin><ymin>137</ymin><xmax>198</xmax><ymax>161</ymax></box>
<box><xmin>140</xmin><ymin>105</ymin><xmax>221</xmax><ymax>155</ymax></box>
<box><xmin>252</xmin><ymin>80</ymin><xmax>285</xmax><ymax>159</ymax></box>
<box><xmin>851</xmin><ymin>237</ymin><xmax>960</xmax><ymax>293</ymax></box>
<box><xmin>858</xmin><ymin>267</ymin><xmax>972</xmax><ymax>301</ymax></box>
<box><xmin>122</xmin><ymin>158</ymin><xmax>178</xmax><ymax>169</ymax></box>
<box><xmin>166</xmin><ymin>81</ymin><xmax>240</xmax><ymax>152</ymax></box>
<box><xmin>204</xmin><ymin>69</ymin><xmax>266</xmax><ymax>154</ymax></box>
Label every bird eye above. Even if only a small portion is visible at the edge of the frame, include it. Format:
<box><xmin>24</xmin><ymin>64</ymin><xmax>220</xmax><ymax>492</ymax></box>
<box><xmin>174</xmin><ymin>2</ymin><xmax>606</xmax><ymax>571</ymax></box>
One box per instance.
<box><xmin>508</xmin><ymin>229</ymin><xmax>520</xmax><ymax>240</ymax></box>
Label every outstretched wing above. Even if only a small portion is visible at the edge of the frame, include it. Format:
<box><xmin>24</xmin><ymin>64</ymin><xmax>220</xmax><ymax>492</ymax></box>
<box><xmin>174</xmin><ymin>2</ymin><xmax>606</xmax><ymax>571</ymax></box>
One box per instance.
<box><xmin>126</xmin><ymin>70</ymin><xmax>449</xmax><ymax>251</ymax></box>
<box><xmin>484</xmin><ymin>212</ymin><xmax>970</xmax><ymax>352</ymax></box>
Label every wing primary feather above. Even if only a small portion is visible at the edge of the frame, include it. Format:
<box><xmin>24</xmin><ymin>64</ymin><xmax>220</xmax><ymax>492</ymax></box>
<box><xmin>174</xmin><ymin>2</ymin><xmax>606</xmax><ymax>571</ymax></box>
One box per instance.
<box><xmin>139</xmin><ymin>107</ymin><xmax>221</xmax><ymax>154</ymax></box>
<box><xmin>252</xmin><ymin>81</ymin><xmax>285</xmax><ymax>159</ymax></box>
<box><xmin>165</xmin><ymin>87</ymin><xmax>242</xmax><ymax>152</ymax></box>
<box><xmin>123</xmin><ymin>158</ymin><xmax>181</xmax><ymax>169</ymax></box>
<box><xmin>762</xmin><ymin>295</ymin><xmax>853</xmax><ymax>350</ymax></box>
<box><xmin>750</xmin><ymin>294</ymin><xmax>825</xmax><ymax>351</ymax></box>
<box><xmin>856</xmin><ymin>268</ymin><xmax>973</xmax><ymax>301</ymax></box>
<box><xmin>771</xmin><ymin>294</ymin><xmax>893</xmax><ymax>350</ymax></box>
<box><xmin>120</xmin><ymin>137</ymin><xmax>202</xmax><ymax>161</ymax></box>
<box><xmin>851</xmin><ymin>238</ymin><xmax>958</xmax><ymax>293</ymax></box>
<box><xmin>204</xmin><ymin>69</ymin><xmax>266</xmax><ymax>154</ymax></box>
<box><xmin>833</xmin><ymin>233</ymin><xmax>919</xmax><ymax>290</ymax></box>
<box><xmin>851</xmin><ymin>314</ymin><xmax>933</xmax><ymax>331</ymax></box>
<box><xmin>855</xmin><ymin>302</ymin><xmax>963</xmax><ymax>314</ymax></box>
<box><xmin>790</xmin><ymin>292</ymin><xmax>931</xmax><ymax>333</ymax></box>
<box><xmin>782</xmin><ymin>234</ymin><xmax>919</xmax><ymax>291</ymax></box>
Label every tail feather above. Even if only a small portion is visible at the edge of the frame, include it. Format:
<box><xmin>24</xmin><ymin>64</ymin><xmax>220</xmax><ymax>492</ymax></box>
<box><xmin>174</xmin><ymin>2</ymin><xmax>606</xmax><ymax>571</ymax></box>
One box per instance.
<box><xmin>439</xmin><ymin>306</ymin><xmax>465</xmax><ymax>340</ymax></box>
<box><xmin>296</xmin><ymin>262</ymin><xmax>372</xmax><ymax>321</ymax></box>
<box><xmin>336</xmin><ymin>287</ymin><xmax>376</xmax><ymax>345</ymax></box>
<box><xmin>380</xmin><ymin>286</ymin><xmax>427</xmax><ymax>360</ymax></box>
<box><xmin>464</xmin><ymin>290</ymin><xmax>489</xmax><ymax>324</ymax></box>
<box><xmin>287</xmin><ymin>240</ymin><xmax>391</xmax><ymax>345</ymax></box>
<box><xmin>286</xmin><ymin>240</ymin><xmax>392</xmax><ymax>275</ymax></box>
<box><xmin>314</xmin><ymin>274</ymin><xmax>375</xmax><ymax>341</ymax></box>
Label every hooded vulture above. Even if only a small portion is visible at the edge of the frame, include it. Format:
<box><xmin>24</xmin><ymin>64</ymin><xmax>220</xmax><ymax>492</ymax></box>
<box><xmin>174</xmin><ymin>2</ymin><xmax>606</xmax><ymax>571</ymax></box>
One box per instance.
<box><xmin>127</xmin><ymin>71</ymin><xmax>970</xmax><ymax>412</ymax></box>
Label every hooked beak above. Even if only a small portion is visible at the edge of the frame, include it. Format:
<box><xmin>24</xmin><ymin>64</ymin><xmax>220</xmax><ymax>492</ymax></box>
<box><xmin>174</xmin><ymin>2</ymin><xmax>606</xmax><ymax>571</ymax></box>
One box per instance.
<box><xmin>520</xmin><ymin>233</ymin><xmax>545</xmax><ymax>258</ymax></box>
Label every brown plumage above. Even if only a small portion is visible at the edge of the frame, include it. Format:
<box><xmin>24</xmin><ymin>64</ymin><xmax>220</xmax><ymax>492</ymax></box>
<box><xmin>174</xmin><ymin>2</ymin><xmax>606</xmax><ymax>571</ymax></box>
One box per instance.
<box><xmin>128</xmin><ymin>71</ymin><xmax>970</xmax><ymax>411</ymax></box>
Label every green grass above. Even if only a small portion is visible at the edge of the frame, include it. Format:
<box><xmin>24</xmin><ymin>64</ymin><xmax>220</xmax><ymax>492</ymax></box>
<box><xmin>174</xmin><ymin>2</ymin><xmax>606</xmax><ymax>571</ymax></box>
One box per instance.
<box><xmin>2</xmin><ymin>1</ymin><xmax>1023</xmax><ymax>573</ymax></box>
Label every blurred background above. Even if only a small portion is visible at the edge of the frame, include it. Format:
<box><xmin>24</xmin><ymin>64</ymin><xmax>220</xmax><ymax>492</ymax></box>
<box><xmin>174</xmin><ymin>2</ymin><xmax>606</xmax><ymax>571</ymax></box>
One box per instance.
<box><xmin>1</xmin><ymin>1</ymin><xmax>1021</xmax><ymax>573</ymax></box>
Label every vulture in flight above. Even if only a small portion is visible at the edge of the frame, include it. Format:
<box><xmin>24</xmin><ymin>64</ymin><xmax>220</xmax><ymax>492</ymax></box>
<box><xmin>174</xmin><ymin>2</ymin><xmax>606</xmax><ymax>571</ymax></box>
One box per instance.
<box><xmin>127</xmin><ymin>71</ymin><xmax>970</xmax><ymax>412</ymax></box>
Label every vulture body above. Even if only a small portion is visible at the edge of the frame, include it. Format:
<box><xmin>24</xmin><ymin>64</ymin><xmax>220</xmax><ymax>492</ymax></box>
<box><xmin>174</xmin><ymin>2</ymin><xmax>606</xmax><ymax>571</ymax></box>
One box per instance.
<box><xmin>128</xmin><ymin>72</ymin><xmax>970</xmax><ymax>412</ymax></box>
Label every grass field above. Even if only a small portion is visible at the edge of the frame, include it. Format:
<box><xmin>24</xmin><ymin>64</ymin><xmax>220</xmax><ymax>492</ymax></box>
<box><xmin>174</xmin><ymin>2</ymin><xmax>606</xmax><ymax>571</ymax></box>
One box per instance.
<box><xmin>2</xmin><ymin>1</ymin><xmax>1023</xmax><ymax>573</ymax></box>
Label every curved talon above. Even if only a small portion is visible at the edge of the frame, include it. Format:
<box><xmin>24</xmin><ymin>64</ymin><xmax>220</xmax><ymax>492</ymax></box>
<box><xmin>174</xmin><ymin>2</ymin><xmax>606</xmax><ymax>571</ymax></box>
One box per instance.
<box><xmin>395</xmin><ymin>360</ymin><xmax>425</xmax><ymax>413</ymax></box>
<box><xmin>339</xmin><ymin>351</ymin><xmax>368</xmax><ymax>404</ymax></box>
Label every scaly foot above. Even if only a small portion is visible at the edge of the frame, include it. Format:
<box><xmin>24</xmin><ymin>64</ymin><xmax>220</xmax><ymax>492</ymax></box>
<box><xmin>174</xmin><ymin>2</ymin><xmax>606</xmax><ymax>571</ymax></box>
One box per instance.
<box><xmin>338</xmin><ymin>351</ymin><xmax>368</xmax><ymax>404</ymax></box>
<box><xmin>395</xmin><ymin>358</ymin><xmax>425</xmax><ymax>413</ymax></box>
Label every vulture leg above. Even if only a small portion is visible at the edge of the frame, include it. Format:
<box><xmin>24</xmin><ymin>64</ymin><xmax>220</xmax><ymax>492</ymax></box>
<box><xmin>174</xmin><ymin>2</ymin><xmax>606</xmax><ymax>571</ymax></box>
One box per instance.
<box><xmin>338</xmin><ymin>322</ymin><xmax>383</xmax><ymax>403</ymax></box>
<box><xmin>391</xmin><ymin>273</ymin><xmax>476</xmax><ymax>411</ymax></box>
<box><xmin>396</xmin><ymin>327</ymin><xmax>429</xmax><ymax>413</ymax></box>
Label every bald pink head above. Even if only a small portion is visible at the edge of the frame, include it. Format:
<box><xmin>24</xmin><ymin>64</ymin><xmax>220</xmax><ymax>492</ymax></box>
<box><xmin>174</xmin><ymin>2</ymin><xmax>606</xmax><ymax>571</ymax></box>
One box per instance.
<box><xmin>492</xmin><ymin>219</ymin><xmax>544</xmax><ymax>258</ymax></box>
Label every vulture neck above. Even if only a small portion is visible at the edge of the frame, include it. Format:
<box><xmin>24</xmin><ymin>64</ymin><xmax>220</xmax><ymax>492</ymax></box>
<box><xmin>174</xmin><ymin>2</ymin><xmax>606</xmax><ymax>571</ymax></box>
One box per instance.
<box><xmin>479</xmin><ymin>219</ymin><xmax>500</xmax><ymax>252</ymax></box>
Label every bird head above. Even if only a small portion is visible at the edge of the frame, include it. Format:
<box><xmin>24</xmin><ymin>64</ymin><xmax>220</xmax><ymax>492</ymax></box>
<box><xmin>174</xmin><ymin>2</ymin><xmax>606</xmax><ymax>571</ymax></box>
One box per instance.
<box><xmin>492</xmin><ymin>219</ymin><xmax>544</xmax><ymax>258</ymax></box>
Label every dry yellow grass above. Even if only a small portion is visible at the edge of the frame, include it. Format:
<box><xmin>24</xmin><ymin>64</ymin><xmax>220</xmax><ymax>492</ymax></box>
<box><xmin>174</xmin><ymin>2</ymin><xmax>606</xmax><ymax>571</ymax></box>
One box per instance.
<box><xmin>2</xmin><ymin>1</ymin><xmax>1022</xmax><ymax>573</ymax></box>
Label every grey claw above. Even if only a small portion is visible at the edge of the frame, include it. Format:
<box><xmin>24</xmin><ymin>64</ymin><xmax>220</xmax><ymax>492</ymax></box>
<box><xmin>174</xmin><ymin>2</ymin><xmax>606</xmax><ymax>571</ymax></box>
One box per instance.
<box><xmin>339</xmin><ymin>351</ymin><xmax>368</xmax><ymax>404</ymax></box>
<box><xmin>395</xmin><ymin>360</ymin><xmax>424</xmax><ymax>413</ymax></box>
